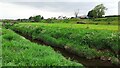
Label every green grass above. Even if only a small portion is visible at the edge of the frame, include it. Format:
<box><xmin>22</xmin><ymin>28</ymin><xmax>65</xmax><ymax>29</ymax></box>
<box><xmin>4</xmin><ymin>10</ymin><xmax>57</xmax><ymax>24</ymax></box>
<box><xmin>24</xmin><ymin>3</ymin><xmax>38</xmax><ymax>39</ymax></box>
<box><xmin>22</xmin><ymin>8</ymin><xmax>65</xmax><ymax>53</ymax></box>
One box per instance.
<box><xmin>10</xmin><ymin>23</ymin><xmax>120</xmax><ymax>64</ymax></box>
<box><xmin>39</xmin><ymin>17</ymin><xmax>118</xmax><ymax>25</ymax></box>
<box><xmin>0</xmin><ymin>22</ymin><xmax>2</xmax><ymax>67</ymax></box>
<box><xmin>18</xmin><ymin>23</ymin><xmax>118</xmax><ymax>31</ymax></box>
<box><xmin>1</xmin><ymin>29</ymin><xmax>83</xmax><ymax>66</ymax></box>
<box><xmin>0</xmin><ymin>22</ymin><xmax>2</xmax><ymax>28</ymax></box>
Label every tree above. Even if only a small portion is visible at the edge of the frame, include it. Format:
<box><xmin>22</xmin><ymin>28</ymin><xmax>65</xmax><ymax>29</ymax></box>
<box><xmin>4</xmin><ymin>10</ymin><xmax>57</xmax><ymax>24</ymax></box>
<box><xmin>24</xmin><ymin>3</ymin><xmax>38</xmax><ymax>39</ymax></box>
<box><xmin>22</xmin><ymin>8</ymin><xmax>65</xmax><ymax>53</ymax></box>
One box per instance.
<box><xmin>29</xmin><ymin>16</ymin><xmax>34</xmax><ymax>22</ymax></box>
<box><xmin>74</xmin><ymin>9</ymin><xmax>79</xmax><ymax>18</ymax></box>
<box><xmin>41</xmin><ymin>16</ymin><xmax>44</xmax><ymax>19</ymax></box>
<box><xmin>34</xmin><ymin>15</ymin><xmax>42</xmax><ymax>22</ymax></box>
<box><xmin>29</xmin><ymin>15</ymin><xmax>43</xmax><ymax>22</ymax></box>
<box><xmin>87</xmin><ymin>10</ymin><xmax>97</xmax><ymax>18</ymax></box>
<box><xmin>87</xmin><ymin>4</ymin><xmax>107</xmax><ymax>18</ymax></box>
<box><xmin>29</xmin><ymin>16</ymin><xmax>33</xmax><ymax>20</ymax></box>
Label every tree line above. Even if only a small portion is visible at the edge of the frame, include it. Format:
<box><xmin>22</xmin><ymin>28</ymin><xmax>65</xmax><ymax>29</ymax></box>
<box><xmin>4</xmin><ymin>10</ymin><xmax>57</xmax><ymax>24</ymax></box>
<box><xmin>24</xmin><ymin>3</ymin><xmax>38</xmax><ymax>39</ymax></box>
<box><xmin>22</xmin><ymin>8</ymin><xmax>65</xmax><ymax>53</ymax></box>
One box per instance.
<box><xmin>2</xmin><ymin>4</ymin><xmax>108</xmax><ymax>23</ymax></box>
<box><xmin>74</xmin><ymin>4</ymin><xmax>107</xmax><ymax>18</ymax></box>
<box><xmin>18</xmin><ymin>4</ymin><xmax>107</xmax><ymax>22</ymax></box>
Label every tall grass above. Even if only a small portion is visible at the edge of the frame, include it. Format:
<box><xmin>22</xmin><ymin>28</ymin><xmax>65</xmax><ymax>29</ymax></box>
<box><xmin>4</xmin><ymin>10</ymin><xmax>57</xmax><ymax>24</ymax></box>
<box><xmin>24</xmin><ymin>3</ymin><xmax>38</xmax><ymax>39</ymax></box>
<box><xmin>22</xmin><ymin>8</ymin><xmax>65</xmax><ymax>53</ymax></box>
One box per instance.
<box><xmin>10</xmin><ymin>23</ymin><xmax>120</xmax><ymax>64</ymax></box>
<box><xmin>2</xmin><ymin>29</ymin><xmax>83</xmax><ymax>66</ymax></box>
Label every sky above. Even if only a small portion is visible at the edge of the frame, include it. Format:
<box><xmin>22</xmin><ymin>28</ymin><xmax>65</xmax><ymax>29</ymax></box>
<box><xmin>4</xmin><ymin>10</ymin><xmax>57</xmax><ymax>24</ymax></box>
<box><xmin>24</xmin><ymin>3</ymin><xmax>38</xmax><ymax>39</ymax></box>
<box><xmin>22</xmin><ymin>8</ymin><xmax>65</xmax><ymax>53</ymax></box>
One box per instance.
<box><xmin>0</xmin><ymin>0</ymin><xmax>119</xmax><ymax>19</ymax></box>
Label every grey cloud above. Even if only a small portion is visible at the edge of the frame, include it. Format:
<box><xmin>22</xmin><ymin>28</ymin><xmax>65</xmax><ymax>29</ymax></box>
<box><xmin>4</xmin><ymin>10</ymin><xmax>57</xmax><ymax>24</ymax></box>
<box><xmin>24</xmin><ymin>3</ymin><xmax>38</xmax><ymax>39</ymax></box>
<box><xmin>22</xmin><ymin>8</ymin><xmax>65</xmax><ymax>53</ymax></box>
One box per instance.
<box><xmin>1</xmin><ymin>0</ymin><xmax>119</xmax><ymax>2</ymax></box>
<box><xmin>12</xmin><ymin>2</ymin><xmax>98</xmax><ymax>15</ymax></box>
<box><xmin>1</xmin><ymin>1</ymin><xmax>118</xmax><ymax>19</ymax></box>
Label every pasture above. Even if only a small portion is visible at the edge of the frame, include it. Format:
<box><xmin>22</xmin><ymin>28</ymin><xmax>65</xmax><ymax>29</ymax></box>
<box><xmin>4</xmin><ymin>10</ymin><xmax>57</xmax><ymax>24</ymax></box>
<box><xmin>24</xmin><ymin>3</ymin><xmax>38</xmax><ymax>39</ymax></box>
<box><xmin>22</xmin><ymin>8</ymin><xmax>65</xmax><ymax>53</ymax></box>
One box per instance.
<box><xmin>9</xmin><ymin>23</ymin><xmax>119</xmax><ymax>65</ymax></box>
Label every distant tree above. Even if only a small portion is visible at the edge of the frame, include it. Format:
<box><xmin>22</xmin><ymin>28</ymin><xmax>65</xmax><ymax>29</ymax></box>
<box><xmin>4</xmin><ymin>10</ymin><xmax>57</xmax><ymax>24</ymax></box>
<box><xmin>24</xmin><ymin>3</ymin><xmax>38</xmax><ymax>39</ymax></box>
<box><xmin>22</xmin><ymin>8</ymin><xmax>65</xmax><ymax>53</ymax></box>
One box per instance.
<box><xmin>29</xmin><ymin>16</ymin><xmax>33</xmax><ymax>20</ymax></box>
<box><xmin>63</xmin><ymin>16</ymin><xmax>67</xmax><ymax>19</ymax></box>
<box><xmin>58</xmin><ymin>16</ymin><xmax>63</xmax><ymax>19</ymax></box>
<box><xmin>94</xmin><ymin>4</ymin><xmax>107</xmax><ymax>17</ymax></box>
<box><xmin>29</xmin><ymin>16</ymin><xmax>34</xmax><ymax>22</ymax></box>
<box><xmin>17</xmin><ymin>19</ymin><xmax>21</xmax><ymax>22</ymax></box>
<box><xmin>87</xmin><ymin>4</ymin><xmax>107</xmax><ymax>18</ymax></box>
<box><xmin>70</xmin><ymin>17</ymin><xmax>75</xmax><ymax>19</ymax></box>
<box><xmin>88</xmin><ymin>10</ymin><xmax>93</xmax><ymax>18</ymax></box>
<box><xmin>29</xmin><ymin>15</ymin><xmax>43</xmax><ymax>22</ymax></box>
<box><xmin>34</xmin><ymin>15</ymin><xmax>42</xmax><ymax>22</ymax></box>
<box><xmin>88</xmin><ymin>10</ymin><xmax>97</xmax><ymax>18</ymax></box>
<box><xmin>53</xmin><ymin>17</ymin><xmax>57</xmax><ymax>20</ymax></box>
<box><xmin>74</xmin><ymin>9</ymin><xmax>79</xmax><ymax>18</ymax></box>
<box><xmin>41</xmin><ymin>16</ymin><xmax>44</xmax><ymax>20</ymax></box>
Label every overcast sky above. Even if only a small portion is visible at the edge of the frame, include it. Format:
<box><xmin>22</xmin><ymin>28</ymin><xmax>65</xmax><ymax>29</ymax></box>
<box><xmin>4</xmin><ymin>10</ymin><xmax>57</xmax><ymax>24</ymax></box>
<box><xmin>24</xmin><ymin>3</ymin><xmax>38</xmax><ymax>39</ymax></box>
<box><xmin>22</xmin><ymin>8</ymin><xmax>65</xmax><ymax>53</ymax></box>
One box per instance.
<box><xmin>0</xmin><ymin>0</ymin><xmax>119</xmax><ymax>19</ymax></box>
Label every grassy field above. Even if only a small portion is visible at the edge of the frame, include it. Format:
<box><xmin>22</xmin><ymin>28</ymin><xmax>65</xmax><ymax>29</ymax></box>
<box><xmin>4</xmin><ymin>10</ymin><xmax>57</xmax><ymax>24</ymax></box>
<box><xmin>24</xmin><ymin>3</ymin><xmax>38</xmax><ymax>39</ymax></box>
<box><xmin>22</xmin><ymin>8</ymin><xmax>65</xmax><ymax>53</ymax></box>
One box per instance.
<box><xmin>2</xmin><ymin>17</ymin><xmax>118</xmax><ymax>26</ymax></box>
<box><xmin>18</xmin><ymin>23</ymin><xmax>118</xmax><ymax>31</ymax></box>
<box><xmin>1</xmin><ymin>28</ymin><xmax>83</xmax><ymax>66</ymax></box>
<box><xmin>39</xmin><ymin>17</ymin><xmax>118</xmax><ymax>25</ymax></box>
<box><xmin>10</xmin><ymin>23</ymin><xmax>120</xmax><ymax>64</ymax></box>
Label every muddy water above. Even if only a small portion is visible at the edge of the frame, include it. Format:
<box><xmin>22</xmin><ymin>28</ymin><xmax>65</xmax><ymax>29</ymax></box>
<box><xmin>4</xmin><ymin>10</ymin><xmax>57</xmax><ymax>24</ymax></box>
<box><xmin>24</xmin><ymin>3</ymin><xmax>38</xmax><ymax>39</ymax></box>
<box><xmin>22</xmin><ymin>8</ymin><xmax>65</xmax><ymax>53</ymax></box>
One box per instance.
<box><xmin>14</xmin><ymin>31</ymin><xmax>118</xmax><ymax>67</ymax></box>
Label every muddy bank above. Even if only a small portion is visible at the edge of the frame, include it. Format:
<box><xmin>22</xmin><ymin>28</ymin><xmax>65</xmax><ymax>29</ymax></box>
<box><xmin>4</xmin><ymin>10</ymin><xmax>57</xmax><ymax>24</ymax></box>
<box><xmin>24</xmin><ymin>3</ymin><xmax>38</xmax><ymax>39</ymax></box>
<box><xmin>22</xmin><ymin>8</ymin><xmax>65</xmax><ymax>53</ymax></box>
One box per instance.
<box><xmin>14</xmin><ymin>30</ymin><xmax>119</xmax><ymax>67</ymax></box>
